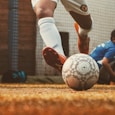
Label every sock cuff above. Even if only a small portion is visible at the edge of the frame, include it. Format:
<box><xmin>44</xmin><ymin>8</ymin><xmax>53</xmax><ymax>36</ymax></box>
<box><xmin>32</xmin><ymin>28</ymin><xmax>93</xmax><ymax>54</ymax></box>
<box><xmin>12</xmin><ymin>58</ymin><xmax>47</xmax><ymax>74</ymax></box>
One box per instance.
<box><xmin>38</xmin><ymin>17</ymin><xmax>55</xmax><ymax>26</ymax></box>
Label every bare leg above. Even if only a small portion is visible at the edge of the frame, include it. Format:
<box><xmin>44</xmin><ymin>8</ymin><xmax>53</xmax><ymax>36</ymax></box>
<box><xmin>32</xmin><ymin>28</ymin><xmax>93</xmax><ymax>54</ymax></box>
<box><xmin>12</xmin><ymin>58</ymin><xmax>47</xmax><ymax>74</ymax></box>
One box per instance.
<box><xmin>31</xmin><ymin>0</ymin><xmax>65</xmax><ymax>55</ymax></box>
<box><xmin>31</xmin><ymin>0</ymin><xmax>66</xmax><ymax>71</ymax></box>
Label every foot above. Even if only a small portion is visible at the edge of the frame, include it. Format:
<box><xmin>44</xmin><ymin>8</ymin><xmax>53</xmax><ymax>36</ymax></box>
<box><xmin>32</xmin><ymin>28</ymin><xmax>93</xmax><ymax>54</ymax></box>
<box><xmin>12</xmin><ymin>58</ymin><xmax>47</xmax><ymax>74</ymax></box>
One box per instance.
<box><xmin>74</xmin><ymin>22</ymin><xmax>90</xmax><ymax>54</ymax></box>
<box><xmin>42</xmin><ymin>47</ymin><xmax>66</xmax><ymax>72</ymax></box>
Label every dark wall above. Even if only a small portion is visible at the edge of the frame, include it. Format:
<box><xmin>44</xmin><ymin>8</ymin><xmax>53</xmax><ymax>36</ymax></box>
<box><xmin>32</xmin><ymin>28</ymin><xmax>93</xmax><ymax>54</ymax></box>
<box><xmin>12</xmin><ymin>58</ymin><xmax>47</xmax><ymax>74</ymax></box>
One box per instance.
<box><xmin>0</xmin><ymin>0</ymin><xmax>36</xmax><ymax>75</ymax></box>
<box><xmin>0</xmin><ymin>1</ymin><xmax>9</xmax><ymax>74</ymax></box>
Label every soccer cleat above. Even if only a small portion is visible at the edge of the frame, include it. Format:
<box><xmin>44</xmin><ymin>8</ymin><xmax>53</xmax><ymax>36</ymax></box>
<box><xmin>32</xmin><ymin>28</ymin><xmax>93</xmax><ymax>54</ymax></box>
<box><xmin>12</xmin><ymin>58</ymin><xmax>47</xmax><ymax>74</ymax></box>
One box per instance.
<box><xmin>74</xmin><ymin>22</ymin><xmax>90</xmax><ymax>54</ymax></box>
<box><xmin>42</xmin><ymin>47</ymin><xmax>66</xmax><ymax>72</ymax></box>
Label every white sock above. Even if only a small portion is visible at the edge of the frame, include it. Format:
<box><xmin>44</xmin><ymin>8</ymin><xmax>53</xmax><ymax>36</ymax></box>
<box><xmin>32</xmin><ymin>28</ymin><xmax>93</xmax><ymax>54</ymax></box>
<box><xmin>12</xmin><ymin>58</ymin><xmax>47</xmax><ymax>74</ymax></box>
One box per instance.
<box><xmin>78</xmin><ymin>17</ymin><xmax>93</xmax><ymax>37</ymax></box>
<box><xmin>79</xmin><ymin>27</ymin><xmax>90</xmax><ymax>37</ymax></box>
<box><xmin>38</xmin><ymin>17</ymin><xmax>65</xmax><ymax>56</ymax></box>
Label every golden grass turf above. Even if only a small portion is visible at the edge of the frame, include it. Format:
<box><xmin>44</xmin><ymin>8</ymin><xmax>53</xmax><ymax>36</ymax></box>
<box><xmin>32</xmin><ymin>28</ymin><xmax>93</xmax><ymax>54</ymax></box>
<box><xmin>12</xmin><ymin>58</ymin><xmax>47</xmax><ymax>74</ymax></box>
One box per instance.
<box><xmin>0</xmin><ymin>84</ymin><xmax>115</xmax><ymax>115</ymax></box>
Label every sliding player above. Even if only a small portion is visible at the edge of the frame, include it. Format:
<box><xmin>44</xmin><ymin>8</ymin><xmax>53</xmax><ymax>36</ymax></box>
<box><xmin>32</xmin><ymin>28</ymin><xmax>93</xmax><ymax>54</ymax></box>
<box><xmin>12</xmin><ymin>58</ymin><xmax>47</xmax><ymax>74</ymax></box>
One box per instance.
<box><xmin>90</xmin><ymin>29</ymin><xmax>115</xmax><ymax>84</ymax></box>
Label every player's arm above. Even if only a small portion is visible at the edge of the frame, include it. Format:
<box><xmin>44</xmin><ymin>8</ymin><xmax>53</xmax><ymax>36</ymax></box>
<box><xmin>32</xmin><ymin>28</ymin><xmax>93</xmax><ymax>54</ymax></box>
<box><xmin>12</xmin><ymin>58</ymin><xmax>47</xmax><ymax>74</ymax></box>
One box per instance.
<box><xmin>102</xmin><ymin>57</ymin><xmax>115</xmax><ymax>77</ymax></box>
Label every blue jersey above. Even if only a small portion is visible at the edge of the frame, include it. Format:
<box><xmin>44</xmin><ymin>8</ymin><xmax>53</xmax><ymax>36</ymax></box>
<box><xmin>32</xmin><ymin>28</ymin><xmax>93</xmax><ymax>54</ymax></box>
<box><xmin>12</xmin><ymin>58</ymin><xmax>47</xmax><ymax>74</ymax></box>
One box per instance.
<box><xmin>90</xmin><ymin>40</ymin><xmax>115</xmax><ymax>68</ymax></box>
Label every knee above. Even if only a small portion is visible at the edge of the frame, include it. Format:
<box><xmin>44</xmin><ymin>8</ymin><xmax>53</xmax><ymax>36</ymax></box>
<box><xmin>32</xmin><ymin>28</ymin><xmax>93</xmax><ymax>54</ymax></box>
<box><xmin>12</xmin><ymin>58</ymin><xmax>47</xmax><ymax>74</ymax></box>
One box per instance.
<box><xmin>35</xmin><ymin>7</ymin><xmax>54</xmax><ymax>19</ymax></box>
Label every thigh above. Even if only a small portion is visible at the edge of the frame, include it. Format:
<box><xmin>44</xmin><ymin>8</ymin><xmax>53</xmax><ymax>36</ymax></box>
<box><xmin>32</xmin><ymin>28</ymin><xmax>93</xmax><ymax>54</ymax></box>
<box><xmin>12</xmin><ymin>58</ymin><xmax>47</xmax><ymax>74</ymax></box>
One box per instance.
<box><xmin>110</xmin><ymin>61</ymin><xmax>115</xmax><ymax>82</ymax></box>
<box><xmin>31</xmin><ymin>0</ymin><xmax>58</xmax><ymax>17</ymax></box>
<box><xmin>98</xmin><ymin>66</ymin><xmax>110</xmax><ymax>84</ymax></box>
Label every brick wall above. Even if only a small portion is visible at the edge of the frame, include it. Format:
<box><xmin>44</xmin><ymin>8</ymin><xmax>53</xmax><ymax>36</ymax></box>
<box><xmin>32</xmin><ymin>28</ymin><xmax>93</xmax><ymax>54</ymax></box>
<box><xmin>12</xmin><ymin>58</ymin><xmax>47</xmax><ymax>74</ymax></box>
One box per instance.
<box><xmin>0</xmin><ymin>0</ymin><xmax>36</xmax><ymax>75</ymax></box>
<box><xmin>0</xmin><ymin>1</ymin><xmax>9</xmax><ymax>74</ymax></box>
<box><xmin>18</xmin><ymin>0</ymin><xmax>36</xmax><ymax>75</ymax></box>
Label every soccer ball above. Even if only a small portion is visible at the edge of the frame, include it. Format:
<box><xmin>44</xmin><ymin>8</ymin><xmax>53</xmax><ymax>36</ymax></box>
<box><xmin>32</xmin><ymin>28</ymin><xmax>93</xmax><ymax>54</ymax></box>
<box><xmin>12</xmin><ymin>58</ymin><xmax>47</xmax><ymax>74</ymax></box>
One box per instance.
<box><xmin>62</xmin><ymin>53</ymin><xmax>99</xmax><ymax>91</ymax></box>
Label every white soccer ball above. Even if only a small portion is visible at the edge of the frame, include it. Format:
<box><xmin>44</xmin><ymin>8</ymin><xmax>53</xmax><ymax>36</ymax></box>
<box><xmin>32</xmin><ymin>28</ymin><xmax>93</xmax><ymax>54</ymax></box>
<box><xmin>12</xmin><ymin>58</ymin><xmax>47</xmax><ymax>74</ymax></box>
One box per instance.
<box><xmin>62</xmin><ymin>53</ymin><xmax>99</xmax><ymax>91</ymax></box>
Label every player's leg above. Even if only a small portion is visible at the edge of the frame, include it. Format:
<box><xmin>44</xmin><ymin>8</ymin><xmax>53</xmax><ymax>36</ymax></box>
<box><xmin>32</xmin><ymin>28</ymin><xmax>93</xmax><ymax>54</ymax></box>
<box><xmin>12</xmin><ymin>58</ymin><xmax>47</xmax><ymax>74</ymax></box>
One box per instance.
<box><xmin>61</xmin><ymin>0</ymin><xmax>93</xmax><ymax>54</ymax></box>
<box><xmin>98</xmin><ymin>61</ymin><xmax>115</xmax><ymax>85</ymax></box>
<box><xmin>31</xmin><ymin>0</ymin><xmax>66</xmax><ymax>71</ymax></box>
<box><xmin>98</xmin><ymin>66</ymin><xmax>110</xmax><ymax>84</ymax></box>
<box><xmin>109</xmin><ymin>61</ymin><xmax>115</xmax><ymax>85</ymax></box>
